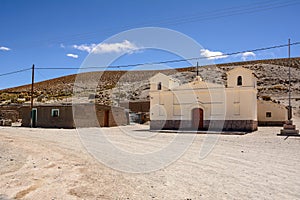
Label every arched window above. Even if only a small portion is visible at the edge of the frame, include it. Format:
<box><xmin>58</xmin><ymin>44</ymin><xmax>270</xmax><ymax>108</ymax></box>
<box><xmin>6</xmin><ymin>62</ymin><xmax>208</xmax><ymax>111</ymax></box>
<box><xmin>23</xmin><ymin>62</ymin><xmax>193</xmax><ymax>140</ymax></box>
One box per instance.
<box><xmin>157</xmin><ymin>82</ymin><xmax>162</xmax><ymax>90</ymax></box>
<box><xmin>237</xmin><ymin>76</ymin><xmax>242</xmax><ymax>86</ymax></box>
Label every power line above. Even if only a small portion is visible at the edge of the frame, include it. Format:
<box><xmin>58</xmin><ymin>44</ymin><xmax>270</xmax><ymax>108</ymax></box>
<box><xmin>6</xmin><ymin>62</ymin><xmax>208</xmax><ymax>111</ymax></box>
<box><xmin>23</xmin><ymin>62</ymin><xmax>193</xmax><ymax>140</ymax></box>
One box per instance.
<box><xmin>0</xmin><ymin>67</ymin><xmax>31</xmax><ymax>77</ymax></box>
<box><xmin>35</xmin><ymin>41</ymin><xmax>300</xmax><ymax>70</ymax></box>
<box><xmin>156</xmin><ymin>0</ymin><xmax>299</xmax><ymax>27</ymax></box>
<box><xmin>11</xmin><ymin>0</ymin><xmax>300</xmax><ymax>48</ymax></box>
<box><xmin>50</xmin><ymin>0</ymin><xmax>298</xmax><ymax>44</ymax></box>
<box><xmin>1</xmin><ymin>41</ymin><xmax>299</xmax><ymax>78</ymax></box>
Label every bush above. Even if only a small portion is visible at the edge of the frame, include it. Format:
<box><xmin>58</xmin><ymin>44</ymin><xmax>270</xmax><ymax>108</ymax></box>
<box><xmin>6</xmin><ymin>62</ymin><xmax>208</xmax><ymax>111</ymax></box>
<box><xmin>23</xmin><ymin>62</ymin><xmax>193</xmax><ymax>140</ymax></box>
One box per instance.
<box><xmin>261</xmin><ymin>96</ymin><xmax>271</xmax><ymax>101</ymax></box>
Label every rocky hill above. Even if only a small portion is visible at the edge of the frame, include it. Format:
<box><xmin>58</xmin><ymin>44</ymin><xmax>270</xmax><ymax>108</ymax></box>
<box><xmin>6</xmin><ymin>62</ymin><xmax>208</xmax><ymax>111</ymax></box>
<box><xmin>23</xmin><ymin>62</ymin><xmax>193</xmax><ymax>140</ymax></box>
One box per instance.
<box><xmin>1</xmin><ymin>57</ymin><xmax>300</xmax><ymax>115</ymax></box>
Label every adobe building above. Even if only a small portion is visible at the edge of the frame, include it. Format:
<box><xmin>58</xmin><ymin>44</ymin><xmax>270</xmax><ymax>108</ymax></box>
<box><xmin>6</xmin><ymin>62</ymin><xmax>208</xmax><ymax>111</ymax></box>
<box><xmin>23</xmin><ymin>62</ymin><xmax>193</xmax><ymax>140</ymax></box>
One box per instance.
<box><xmin>120</xmin><ymin>100</ymin><xmax>150</xmax><ymax>124</ymax></box>
<box><xmin>257</xmin><ymin>100</ymin><xmax>287</xmax><ymax>126</ymax></box>
<box><xmin>120</xmin><ymin>100</ymin><xmax>150</xmax><ymax>113</ymax></box>
<box><xmin>0</xmin><ymin>103</ymin><xmax>129</xmax><ymax>128</ymax></box>
<box><xmin>149</xmin><ymin>67</ymin><xmax>287</xmax><ymax>132</ymax></box>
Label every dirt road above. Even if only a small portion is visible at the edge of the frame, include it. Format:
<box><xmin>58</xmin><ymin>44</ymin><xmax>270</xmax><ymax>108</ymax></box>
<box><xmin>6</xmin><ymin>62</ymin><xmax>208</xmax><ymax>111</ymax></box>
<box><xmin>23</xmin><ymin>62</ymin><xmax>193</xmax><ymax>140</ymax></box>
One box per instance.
<box><xmin>1</xmin><ymin>123</ymin><xmax>300</xmax><ymax>199</ymax></box>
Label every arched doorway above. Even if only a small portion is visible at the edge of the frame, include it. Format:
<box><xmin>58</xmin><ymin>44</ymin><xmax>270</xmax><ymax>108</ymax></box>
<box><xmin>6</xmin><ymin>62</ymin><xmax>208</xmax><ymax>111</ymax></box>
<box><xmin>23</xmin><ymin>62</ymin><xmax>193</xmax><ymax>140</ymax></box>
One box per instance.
<box><xmin>192</xmin><ymin>108</ymin><xmax>204</xmax><ymax>130</ymax></box>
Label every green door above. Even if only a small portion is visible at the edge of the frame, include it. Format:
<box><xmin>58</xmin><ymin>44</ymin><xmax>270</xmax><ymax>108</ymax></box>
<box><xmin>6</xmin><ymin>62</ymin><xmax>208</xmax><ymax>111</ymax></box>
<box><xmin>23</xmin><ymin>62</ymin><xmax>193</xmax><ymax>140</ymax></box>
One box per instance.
<box><xmin>31</xmin><ymin>109</ymin><xmax>37</xmax><ymax>127</ymax></box>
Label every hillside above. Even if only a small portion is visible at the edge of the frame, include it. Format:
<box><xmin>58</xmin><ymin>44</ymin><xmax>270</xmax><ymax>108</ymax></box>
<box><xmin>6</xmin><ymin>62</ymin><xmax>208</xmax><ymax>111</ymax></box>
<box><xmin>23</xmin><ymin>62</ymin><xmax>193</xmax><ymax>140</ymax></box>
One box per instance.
<box><xmin>1</xmin><ymin>57</ymin><xmax>300</xmax><ymax>115</ymax></box>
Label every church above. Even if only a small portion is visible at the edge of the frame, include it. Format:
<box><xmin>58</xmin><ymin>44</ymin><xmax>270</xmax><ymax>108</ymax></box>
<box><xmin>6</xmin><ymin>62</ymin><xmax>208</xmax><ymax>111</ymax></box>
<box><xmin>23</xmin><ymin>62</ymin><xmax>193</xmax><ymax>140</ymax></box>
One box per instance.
<box><xmin>149</xmin><ymin>67</ymin><xmax>286</xmax><ymax>132</ymax></box>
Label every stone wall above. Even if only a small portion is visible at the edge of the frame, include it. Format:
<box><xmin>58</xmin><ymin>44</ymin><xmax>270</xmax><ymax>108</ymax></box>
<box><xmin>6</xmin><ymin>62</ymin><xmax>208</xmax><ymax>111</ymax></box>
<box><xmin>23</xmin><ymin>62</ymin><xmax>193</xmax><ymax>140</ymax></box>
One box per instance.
<box><xmin>150</xmin><ymin>120</ymin><xmax>258</xmax><ymax>132</ymax></box>
<box><xmin>258</xmin><ymin>121</ymin><xmax>285</xmax><ymax>126</ymax></box>
<box><xmin>219</xmin><ymin>120</ymin><xmax>257</xmax><ymax>131</ymax></box>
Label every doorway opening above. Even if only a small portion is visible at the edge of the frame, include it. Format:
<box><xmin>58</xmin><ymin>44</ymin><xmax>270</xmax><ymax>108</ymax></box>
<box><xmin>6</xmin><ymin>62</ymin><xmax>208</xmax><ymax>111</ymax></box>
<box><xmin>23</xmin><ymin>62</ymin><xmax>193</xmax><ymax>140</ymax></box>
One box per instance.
<box><xmin>31</xmin><ymin>108</ymin><xmax>37</xmax><ymax>127</ymax></box>
<box><xmin>192</xmin><ymin>108</ymin><xmax>204</xmax><ymax>130</ymax></box>
<box><xmin>104</xmin><ymin>110</ymin><xmax>109</xmax><ymax>127</ymax></box>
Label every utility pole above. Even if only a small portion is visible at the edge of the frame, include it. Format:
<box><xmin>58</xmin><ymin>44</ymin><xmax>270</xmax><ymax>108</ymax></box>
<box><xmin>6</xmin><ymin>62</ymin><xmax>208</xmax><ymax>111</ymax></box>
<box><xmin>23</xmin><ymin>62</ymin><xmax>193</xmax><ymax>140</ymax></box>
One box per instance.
<box><xmin>196</xmin><ymin>62</ymin><xmax>199</xmax><ymax>76</ymax></box>
<box><xmin>30</xmin><ymin>64</ymin><xmax>35</xmax><ymax>127</ymax></box>
<box><xmin>288</xmin><ymin>39</ymin><xmax>292</xmax><ymax>120</ymax></box>
<box><xmin>278</xmin><ymin>38</ymin><xmax>299</xmax><ymax>136</ymax></box>
<box><xmin>117</xmin><ymin>67</ymin><xmax>121</xmax><ymax>107</ymax></box>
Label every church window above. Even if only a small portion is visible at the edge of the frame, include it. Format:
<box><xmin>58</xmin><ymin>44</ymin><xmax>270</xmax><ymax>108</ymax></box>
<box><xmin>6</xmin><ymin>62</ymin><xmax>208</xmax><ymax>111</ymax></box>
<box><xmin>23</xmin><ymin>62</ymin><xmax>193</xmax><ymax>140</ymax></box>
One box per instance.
<box><xmin>237</xmin><ymin>76</ymin><xmax>242</xmax><ymax>86</ymax></box>
<box><xmin>266</xmin><ymin>112</ymin><xmax>272</xmax><ymax>118</ymax></box>
<box><xmin>157</xmin><ymin>82</ymin><xmax>162</xmax><ymax>90</ymax></box>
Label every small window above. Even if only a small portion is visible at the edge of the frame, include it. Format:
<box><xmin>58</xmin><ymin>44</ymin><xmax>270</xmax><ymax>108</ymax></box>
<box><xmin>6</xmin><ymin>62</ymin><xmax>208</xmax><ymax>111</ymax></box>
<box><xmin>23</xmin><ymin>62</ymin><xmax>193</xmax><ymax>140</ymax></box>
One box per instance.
<box><xmin>237</xmin><ymin>76</ymin><xmax>242</xmax><ymax>86</ymax></box>
<box><xmin>51</xmin><ymin>109</ymin><xmax>59</xmax><ymax>117</ymax></box>
<box><xmin>157</xmin><ymin>82</ymin><xmax>162</xmax><ymax>90</ymax></box>
<box><xmin>266</xmin><ymin>112</ymin><xmax>272</xmax><ymax>118</ymax></box>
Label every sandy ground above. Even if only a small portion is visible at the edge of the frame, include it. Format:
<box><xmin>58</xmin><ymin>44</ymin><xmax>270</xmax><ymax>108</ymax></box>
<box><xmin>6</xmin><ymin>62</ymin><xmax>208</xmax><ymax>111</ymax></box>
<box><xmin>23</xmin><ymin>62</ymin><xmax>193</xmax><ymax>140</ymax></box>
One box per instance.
<box><xmin>1</xmin><ymin>120</ymin><xmax>300</xmax><ymax>200</ymax></box>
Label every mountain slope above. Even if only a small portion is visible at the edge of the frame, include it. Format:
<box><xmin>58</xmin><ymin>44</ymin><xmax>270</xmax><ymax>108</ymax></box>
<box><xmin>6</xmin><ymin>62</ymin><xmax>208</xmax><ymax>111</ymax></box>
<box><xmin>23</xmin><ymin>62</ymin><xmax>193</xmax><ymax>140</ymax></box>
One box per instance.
<box><xmin>1</xmin><ymin>57</ymin><xmax>300</xmax><ymax>116</ymax></box>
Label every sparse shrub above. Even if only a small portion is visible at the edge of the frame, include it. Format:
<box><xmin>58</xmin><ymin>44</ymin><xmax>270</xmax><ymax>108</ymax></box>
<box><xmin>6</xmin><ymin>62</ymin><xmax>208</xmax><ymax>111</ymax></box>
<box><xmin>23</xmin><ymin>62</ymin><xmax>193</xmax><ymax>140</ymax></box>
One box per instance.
<box><xmin>272</xmin><ymin>85</ymin><xmax>286</xmax><ymax>90</ymax></box>
<box><xmin>17</xmin><ymin>100</ymin><xmax>24</xmax><ymax>104</ymax></box>
<box><xmin>262</xmin><ymin>96</ymin><xmax>271</xmax><ymax>101</ymax></box>
<box><xmin>104</xmin><ymin>85</ymin><xmax>115</xmax><ymax>90</ymax></box>
<box><xmin>11</xmin><ymin>97</ymin><xmax>18</xmax><ymax>103</ymax></box>
<box><xmin>37</xmin><ymin>96</ymin><xmax>43</xmax><ymax>102</ymax></box>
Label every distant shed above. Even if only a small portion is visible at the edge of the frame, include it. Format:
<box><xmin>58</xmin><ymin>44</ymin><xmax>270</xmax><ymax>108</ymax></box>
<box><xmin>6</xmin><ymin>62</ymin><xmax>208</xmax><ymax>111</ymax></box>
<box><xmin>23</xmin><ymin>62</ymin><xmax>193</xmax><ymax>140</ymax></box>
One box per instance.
<box><xmin>120</xmin><ymin>100</ymin><xmax>150</xmax><ymax>113</ymax></box>
<box><xmin>120</xmin><ymin>101</ymin><xmax>150</xmax><ymax>124</ymax></box>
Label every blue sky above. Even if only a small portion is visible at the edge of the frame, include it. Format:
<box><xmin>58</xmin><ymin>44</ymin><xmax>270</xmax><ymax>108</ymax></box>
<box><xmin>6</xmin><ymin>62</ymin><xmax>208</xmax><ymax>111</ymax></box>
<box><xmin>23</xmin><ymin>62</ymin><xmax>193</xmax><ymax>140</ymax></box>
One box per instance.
<box><xmin>0</xmin><ymin>0</ymin><xmax>300</xmax><ymax>89</ymax></box>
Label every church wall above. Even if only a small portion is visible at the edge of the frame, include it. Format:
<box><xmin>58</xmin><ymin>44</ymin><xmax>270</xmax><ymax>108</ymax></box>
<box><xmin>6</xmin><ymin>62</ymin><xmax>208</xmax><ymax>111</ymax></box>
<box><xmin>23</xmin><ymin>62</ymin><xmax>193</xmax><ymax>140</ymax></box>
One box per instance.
<box><xmin>149</xmin><ymin>67</ymin><xmax>258</xmax><ymax>132</ymax></box>
<box><xmin>225</xmin><ymin>88</ymin><xmax>257</xmax><ymax>120</ymax></box>
<box><xmin>150</xmin><ymin>87</ymin><xmax>258</xmax><ymax>131</ymax></box>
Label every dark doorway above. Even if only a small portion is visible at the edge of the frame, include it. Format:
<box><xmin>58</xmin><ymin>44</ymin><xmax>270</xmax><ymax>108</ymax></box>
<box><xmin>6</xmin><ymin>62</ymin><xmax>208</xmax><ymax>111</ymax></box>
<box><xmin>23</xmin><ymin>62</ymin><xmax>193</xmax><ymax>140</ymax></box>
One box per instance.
<box><xmin>104</xmin><ymin>110</ymin><xmax>109</xmax><ymax>127</ymax></box>
<box><xmin>192</xmin><ymin>108</ymin><xmax>204</xmax><ymax>130</ymax></box>
<box><xmin>31</xmin><ymin>108</ymin><xmax>37</xmax><ymax>127</ymax></box>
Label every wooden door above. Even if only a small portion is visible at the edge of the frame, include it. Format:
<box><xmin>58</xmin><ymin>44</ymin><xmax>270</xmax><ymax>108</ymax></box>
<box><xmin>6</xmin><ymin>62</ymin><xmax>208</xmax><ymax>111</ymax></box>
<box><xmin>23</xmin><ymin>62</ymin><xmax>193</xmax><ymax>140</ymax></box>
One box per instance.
<box><xmin>192</xmin><ymin>108</ymin><xmax>203</xmax><ymax>130</ymax></box>
<box><xmin>104</xmin><ymin>110</ymin><xmax>109</xmax><ymax>127</ymax></box>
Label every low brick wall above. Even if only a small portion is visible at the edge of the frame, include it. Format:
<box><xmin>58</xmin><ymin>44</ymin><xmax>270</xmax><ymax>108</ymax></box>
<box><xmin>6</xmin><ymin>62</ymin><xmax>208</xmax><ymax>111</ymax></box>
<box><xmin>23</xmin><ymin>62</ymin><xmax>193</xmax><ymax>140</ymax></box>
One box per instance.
<box><xmin>150</xmin><ymin>120</ymin><xmax>258</xmax><ymax>132</ymax></box>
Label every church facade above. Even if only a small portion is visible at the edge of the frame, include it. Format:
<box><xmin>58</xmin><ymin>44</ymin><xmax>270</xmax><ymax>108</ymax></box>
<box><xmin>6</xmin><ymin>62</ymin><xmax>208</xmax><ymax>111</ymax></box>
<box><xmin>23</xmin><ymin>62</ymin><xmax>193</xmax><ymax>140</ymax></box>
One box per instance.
<box><xmin>149</xmin><ymin>67</ymin><xmax>259</xmax><ymax>132</ymax></box>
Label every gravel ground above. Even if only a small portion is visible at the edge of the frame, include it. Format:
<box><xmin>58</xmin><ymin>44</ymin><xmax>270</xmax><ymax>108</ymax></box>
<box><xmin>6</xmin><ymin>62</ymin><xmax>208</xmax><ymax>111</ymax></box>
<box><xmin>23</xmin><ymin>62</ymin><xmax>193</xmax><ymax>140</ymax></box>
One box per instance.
<box><xmin>0</xmin><ymin>120</ymin><xmax>300</xmax><ymax>200</ymax></box>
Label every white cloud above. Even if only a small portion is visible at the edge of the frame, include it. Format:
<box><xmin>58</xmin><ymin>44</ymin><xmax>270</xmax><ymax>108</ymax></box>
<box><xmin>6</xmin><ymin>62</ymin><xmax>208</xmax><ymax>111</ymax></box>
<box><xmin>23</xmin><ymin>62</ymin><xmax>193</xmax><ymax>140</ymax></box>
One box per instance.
<box><xmin>73</xmin><ymin>40</ymin><xmax>139</xmax><ymax>54</ymax></box>
<box><xmin>240</xmin><ymin>51</ymin><xmax>256</xmax><ymax>61</ymax></box>
<box><xmin>66</xmin><ymin>53</ymin><xmax>78</xmax><ymax>58</ymax></box>
<box><xmin>200</xmin><ymin>49</ymin><xmax>228</xmax><ymax>60</ymax></box>
<box><xmin>0</xmin><ymin>46</ymin><xmax>11</xmax><ymax>51</ymax></box>
<box><xmin>73</xmin><ymin>43</ymin><xmax>96</xmax><ymax>53</ymax></box>
<box><xmin>60</xmin><ymin>43</ymin><xmax>65</xmax><ymax>48</ymax></box>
